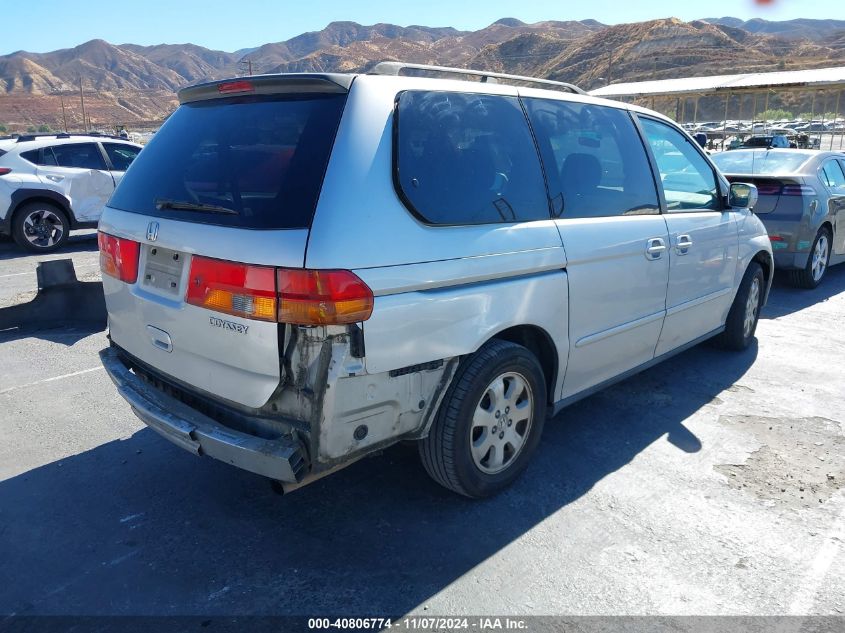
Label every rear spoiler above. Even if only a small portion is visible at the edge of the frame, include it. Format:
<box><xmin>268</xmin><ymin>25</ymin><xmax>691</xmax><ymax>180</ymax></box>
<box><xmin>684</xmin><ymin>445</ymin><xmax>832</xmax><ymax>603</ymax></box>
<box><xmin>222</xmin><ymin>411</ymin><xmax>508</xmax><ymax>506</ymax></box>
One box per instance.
<box><xmin>178</xmin><ymin>73</ymin><xmax>354</xmax><ymax>104</ymax></box>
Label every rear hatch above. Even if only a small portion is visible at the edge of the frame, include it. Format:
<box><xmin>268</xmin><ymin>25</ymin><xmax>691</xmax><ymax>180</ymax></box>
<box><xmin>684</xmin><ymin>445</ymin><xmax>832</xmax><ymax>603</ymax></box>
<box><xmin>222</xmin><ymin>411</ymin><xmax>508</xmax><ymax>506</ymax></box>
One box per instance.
<box><xmin>711</xmin><ymin>150</ymin><xmax>814</xmax><ymax>215</ymax></box>
<box><xmin>99</xmin><ymin>75</ymin><xmax>350</xmax><ymax>408</ymax></box>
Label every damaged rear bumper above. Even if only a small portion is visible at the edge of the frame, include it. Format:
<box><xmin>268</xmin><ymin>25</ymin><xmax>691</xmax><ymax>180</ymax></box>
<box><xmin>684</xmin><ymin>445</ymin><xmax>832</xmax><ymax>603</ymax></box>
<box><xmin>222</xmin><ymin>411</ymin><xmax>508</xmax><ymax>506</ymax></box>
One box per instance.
<box><xmin>100</xmin><ymin>346</ymin><xmax>307</xmax><ymax>483</ymax></box>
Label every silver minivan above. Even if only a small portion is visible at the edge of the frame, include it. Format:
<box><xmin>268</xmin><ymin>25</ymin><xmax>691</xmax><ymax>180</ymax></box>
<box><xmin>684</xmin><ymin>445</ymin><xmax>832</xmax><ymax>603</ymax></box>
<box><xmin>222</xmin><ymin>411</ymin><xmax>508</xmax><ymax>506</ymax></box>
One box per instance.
<box><xmin>99</xmin><ymin>64</ymin><xmax>773</xmax><ymax>498</ymax></box>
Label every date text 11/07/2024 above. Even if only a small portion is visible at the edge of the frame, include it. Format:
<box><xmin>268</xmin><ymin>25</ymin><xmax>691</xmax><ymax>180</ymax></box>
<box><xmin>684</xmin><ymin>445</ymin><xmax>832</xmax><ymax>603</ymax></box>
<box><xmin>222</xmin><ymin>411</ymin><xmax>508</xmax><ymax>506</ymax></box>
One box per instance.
<box><xmin>307</xmin><ymin>617</ymin><xmax>529</xmax><ymax>630</ymax></box>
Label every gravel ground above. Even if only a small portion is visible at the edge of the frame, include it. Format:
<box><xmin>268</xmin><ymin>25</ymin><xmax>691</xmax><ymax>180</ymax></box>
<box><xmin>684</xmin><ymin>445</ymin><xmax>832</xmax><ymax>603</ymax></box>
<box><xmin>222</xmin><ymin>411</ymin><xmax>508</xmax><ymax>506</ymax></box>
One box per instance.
<box><xmin>0</xmin><ymin>235</ymin><xmax>843</xmax><ymax>620</ymax></box>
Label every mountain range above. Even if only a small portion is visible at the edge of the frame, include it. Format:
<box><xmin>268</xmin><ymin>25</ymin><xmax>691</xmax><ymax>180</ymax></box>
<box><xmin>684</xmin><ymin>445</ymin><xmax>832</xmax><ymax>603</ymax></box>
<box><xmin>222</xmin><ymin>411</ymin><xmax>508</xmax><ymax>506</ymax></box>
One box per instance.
<box><xmin>1</xmin><ymin>16</ymin><xmax>843</xmax><ymax>131</ymax></box>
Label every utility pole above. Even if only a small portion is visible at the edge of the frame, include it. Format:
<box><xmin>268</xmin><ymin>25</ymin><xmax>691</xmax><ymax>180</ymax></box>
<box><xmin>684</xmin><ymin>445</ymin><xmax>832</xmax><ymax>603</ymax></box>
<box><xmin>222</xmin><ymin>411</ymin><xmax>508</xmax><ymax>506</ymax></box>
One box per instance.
<box><xmin>60</xmin><ymin>94</ymin><xmax>68</xmax><ymax>132</ymax></box>
<box><xmin>238</xmin><ymin>58</ymin><xmax>255</xmax><ymax>77</ymax></box>
<box><xmin>79</xmin><ymin>78</ymin><xmax>88</xmax><ymax>133</ymax></box>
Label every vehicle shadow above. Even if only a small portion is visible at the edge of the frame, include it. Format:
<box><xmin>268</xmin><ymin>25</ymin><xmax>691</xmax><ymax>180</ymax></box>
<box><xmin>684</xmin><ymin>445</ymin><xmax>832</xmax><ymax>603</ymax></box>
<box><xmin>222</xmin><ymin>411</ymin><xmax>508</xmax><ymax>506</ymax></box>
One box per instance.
<box><xmin>761</xmin><ymin>264</ymin><xmax>845</xmax><ymax>320</ymax></box>
<box><xmin>0</xmin><ymin>232</ymin><xmax>97</xmax><ymax>261</ymax></box>
<box><xmin>0</xmin><ymin>342</ymin><xmax>756</xmax><ymax>616</ymax></box>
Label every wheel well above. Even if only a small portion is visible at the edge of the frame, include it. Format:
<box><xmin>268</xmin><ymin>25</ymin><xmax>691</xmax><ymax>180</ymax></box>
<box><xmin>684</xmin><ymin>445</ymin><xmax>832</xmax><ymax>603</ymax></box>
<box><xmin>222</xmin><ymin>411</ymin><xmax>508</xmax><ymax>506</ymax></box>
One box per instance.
<box><xmin>752</xmin><ymin>249</ymin><xmax>772</xmax><ymax>301</ymax></box>
<box><xmin>491</xmin><ymin>325</ymin><xmax>557</xmax><ymax>404</ymax></box>
<box><xmin>820</xmin><ymin>221</ymin><xmax>833</xmax><ymax>238</ymax></box>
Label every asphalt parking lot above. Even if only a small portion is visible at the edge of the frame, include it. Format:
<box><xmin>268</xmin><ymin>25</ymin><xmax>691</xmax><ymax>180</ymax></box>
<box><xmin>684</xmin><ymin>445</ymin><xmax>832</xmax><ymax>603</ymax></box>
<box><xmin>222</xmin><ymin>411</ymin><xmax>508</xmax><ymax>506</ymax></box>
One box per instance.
<box><xmin>0</xmin><ymin>234</ymin><xmax>843</xmax><ymax>620</ymax></box>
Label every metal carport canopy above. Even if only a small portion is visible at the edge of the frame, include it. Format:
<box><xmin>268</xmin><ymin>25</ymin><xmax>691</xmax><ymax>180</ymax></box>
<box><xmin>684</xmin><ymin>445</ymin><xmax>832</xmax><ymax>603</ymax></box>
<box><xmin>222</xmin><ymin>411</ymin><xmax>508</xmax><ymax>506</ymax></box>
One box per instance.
<box><xmin>589</xmin><ymin>66</ymin><xmax>845</xmax><ymax>98</ymax></box>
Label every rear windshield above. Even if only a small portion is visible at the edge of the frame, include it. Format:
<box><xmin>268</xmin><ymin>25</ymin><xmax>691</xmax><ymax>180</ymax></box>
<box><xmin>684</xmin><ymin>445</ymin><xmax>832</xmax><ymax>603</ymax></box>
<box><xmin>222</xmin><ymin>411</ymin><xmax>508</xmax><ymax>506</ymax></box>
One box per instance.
<box><xmin>108</xmin><ymin>93</ymin><xmax>346</xmax><ymax>229</ymax></box>
<box><xmin>711</xmin><ymin>150</ymin><xmax>811</xmax><ymax>175</ymax></box>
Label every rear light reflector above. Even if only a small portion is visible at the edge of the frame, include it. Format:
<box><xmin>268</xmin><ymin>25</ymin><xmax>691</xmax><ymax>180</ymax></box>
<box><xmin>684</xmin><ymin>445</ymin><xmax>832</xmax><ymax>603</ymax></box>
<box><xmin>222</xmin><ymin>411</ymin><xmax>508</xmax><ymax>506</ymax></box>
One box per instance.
<box><xmin>217</xmin><ymin>80</ymin><xmax>254</xmax><ymax>94</ymax></box>
<box><xmin>0</xmin><ymin>168</ymin><xmax>12</xmax><ymax>176</ymax></box>
<box><xmin>277</xmin><ymin>269</ymin><xmax>374</xmax><ymax>325</ymax></box>
<box><xmin>98</xmin><ymin>231</ymin><xmax>140</xmax><ymax>283</ymax></box>
<box><xmin>186</xmin><ymin>256</ymin><xmax>277</xmax><ymax>321</ymax></box>
<box><xmin>781</xmin><ymin>185</ymin><xmax>817</xmax><ymax>197</ymax></box>
<box><xmin>184</xmin><ymin>257</ymin><xmax>374</xmax><ymax>325</ymax></box>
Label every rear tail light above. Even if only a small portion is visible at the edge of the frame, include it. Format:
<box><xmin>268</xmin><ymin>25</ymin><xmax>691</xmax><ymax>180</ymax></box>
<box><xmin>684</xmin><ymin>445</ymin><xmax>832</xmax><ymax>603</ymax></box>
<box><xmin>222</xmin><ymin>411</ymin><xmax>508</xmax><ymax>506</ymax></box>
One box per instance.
<box><xmin>185</xmin><ymin>257</ymin><xmax>374</xmax><ymax>325</ymax></box>
<box><xmin>754</xmin><ymin>183</ymin><xmax>781</xmax><ymax>196</ymax></box>
<box><xmin>277</xmin><ymin>269</ymin><xmax>374</xmax><ymax>325</ymax></box>
<box><xmin>186</xmin><ymin>256</ymin><xmax>277</xmax><ymax>321</ymax></box>
<box><xmin>0</xmin><ymin>168</ymin><xmax>12</xmax><ymax>176</ymax></box>
<box><xmin>98</xmin><ymin>231</ymin><xmax>140</xmax><ymax>283</ymax></box>
<box><xmin>781</xmin><ymin>185</ymin><xmax>817</xmax><ymax>197</ymax></box>
<box><xmin>768</xmin><ymin>235</ymin><xmax>785</xmax><ymax>242</ymax></box>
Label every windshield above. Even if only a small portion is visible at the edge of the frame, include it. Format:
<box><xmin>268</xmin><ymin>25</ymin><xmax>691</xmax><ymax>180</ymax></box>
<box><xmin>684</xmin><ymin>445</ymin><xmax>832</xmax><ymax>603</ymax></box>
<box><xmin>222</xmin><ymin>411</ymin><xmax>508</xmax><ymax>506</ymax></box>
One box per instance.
<box><xmin>108</xmin><ymin>93</ymin><xmax>346</xmax><ymax>229</ymax></box>
<box><xmin>711</xmin><ymin>150</ymin><xmax>811</xmax><ymax>175</ymax></box>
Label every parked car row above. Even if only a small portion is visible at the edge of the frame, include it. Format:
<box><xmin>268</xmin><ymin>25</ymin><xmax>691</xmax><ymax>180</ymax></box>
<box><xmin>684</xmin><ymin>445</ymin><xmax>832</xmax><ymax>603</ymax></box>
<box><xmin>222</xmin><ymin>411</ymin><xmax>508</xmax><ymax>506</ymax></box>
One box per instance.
<box><xmin>683</xmin><ymin>119</ymin><xmax>845</xmax><ymax>136</ymax></box>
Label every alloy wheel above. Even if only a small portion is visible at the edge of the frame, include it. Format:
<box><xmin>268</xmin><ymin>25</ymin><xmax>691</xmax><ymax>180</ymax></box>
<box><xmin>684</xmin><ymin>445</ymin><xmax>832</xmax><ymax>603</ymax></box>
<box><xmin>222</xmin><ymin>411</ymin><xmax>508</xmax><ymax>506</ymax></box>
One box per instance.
<box><xmin>470</xmin><ymin>371</ymin><xmax>533</xmax><ymax>475</ymax></box>
<box><xmin>811</xmin><ymin>234</ymin><xmax>829</xmax><ymax>282</ymax></box>
<box><xmin>743</xmin><ymin>276</ymin><xmax>760</xmax><ymax>339</ymax></box>
<box><xmin>22</xmin><ymin>209</ymin><xmax>65</xmax><ymax>249</ymax></box>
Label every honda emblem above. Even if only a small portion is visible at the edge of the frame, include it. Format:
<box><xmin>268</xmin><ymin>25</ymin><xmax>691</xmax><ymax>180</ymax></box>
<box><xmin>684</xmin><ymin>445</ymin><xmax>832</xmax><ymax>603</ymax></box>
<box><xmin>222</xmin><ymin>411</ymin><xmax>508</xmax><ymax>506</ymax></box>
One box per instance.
<box><xmin>146</xmin><ymin>221</ymin><xmax>159</xmax><ymax>242</ymax></box>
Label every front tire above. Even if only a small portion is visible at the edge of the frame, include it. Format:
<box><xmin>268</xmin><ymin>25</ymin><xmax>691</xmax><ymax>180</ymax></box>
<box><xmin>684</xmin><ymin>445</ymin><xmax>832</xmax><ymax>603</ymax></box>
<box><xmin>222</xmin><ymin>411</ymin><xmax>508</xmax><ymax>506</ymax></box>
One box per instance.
<box><xmin>788</xmin><ymin>227</ymin><xmax>831</xmax><ymax>289</ymax></box>
<box><xmin>716</xmin><ymin>261</ymin><xmax>764</xmax><ymax>351</ymax></box>
<box><xmin>12</xmin><ymin>202</ymin><xmax>70</xmax><ymax>253</ymax></box>
<box><xmin>419</xmin><ymin>339</ymin><xmax>547</xmax><ymax>498</ymax></box>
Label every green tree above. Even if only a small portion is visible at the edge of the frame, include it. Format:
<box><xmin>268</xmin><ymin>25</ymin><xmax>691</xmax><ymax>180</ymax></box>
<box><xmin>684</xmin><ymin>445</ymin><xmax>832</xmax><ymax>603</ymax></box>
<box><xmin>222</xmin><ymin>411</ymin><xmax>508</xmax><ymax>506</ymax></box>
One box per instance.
<box><xmin>37</xmin><ymin>124</ymin><xmax>51</xmax><ymax>133</ymax></box>
<box><xmin>0</xmin><ymin>123</ymin><xmax>7</xmax><ymax>133</ymax></box>
<box><xmin>758</xmin><ymin>109</ymin><xmax>793</xmax><ymax>121</ymax></box>
<box><xmin>26</xmin><ymin>126</ymin><xmax>36</xmax><ymax>133</ymax></box>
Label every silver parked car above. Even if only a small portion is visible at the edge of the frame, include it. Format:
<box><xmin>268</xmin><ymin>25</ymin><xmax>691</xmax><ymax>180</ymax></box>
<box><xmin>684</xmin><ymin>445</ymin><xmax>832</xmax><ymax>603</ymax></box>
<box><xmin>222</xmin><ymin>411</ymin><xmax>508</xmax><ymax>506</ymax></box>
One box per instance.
<box><xmin>98</xmin><ymin>64</ymin><xmax>772</xmax><ymax>498</ymax></box>
<box><xmin>711</xmin><ymin>149</ymin><xmax>845</xmax><ymax>288</ymax></box>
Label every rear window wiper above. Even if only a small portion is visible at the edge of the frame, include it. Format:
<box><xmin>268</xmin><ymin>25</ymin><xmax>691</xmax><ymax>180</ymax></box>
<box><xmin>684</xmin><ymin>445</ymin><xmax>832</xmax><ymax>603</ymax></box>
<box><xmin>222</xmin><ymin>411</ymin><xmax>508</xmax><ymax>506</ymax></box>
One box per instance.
<box><xmin>154</xmin><ymin>198</ymin><xmax>239</xmax><ymax>215</ymax></box>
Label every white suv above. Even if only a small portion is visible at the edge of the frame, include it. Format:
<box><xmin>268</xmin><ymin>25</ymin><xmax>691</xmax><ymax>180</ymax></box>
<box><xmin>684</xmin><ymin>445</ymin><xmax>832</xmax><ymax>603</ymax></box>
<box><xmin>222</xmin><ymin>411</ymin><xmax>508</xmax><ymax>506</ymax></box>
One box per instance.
<box><xmin>98</xmin><ymin>64</ymin><xmax>772</xmax><ymax>498</ymax></box>
<box><xmin>0</xmin><ymin>133</ymin><xmax>142</xmax><ymax>252</ymax></box>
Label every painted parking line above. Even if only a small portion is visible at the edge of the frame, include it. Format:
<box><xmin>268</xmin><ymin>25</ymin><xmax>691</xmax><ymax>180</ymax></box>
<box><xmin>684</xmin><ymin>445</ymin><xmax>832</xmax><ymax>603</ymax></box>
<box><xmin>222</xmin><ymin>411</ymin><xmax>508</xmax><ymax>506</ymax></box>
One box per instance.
<box><xmin>789</xmin><ymin>494</ymin><xmax>845</xmax><ymax>614</ymax></box>
<box><xmin>0</xmin><ymin>366</ymin><xmax>104</xmax><ymax>395</ymax></box>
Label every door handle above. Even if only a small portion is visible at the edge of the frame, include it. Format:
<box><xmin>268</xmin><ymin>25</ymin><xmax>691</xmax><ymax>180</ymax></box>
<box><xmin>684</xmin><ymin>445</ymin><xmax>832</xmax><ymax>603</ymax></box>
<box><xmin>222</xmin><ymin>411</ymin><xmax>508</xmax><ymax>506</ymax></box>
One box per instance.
<box><xmin>676</xmin><ymin>234</ymin><xmax>694</xmax><ymax>255</ymax></box>
<box><xmin>645</xmin><ymin>237</ymin><xmax>666</xmax><ymax>260</ymax></box>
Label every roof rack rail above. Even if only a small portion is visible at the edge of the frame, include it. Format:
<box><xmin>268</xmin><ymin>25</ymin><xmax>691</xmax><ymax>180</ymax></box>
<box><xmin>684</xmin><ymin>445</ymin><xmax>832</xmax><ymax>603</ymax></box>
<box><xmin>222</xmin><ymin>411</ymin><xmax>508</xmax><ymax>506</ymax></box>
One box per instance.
<box><xmin>15</xmin><ymin>131</ymin><xmax>126</xmax><ymax>143</ymax></box>
<box><xmin>369</xmin><ymin>61</ymin><xmax>586</xmax><ymax>95</ymax></box>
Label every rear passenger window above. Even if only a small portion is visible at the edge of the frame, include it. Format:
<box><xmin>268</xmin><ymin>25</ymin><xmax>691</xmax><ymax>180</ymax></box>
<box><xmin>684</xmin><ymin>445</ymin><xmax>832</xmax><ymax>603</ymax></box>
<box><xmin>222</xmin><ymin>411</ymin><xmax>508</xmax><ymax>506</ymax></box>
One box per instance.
<box><xmin>395</xmin><ymin>91</ymin><xmax>550</xmax><ymax>225</ymax></box>
<box><xmin>639</xmin><ymin>118</ymin><xmax>720</xmax><ymax>211</ymax></box>
<box><xmin>524</xmin><ymin>98</ymin><xmax>659</xmax><ymax>218</ymax></box>
<box><xmin>50</xmin><ymin>143</ymin><xmax>107</xmax><ymax>170</ymax></box>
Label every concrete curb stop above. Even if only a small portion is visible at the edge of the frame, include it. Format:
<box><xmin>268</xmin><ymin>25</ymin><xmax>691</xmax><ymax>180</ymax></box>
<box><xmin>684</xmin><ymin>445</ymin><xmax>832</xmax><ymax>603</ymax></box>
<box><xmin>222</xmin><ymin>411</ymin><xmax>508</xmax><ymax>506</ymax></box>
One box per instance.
<box><xmin>0</xmin><ymin>259</ymin><xmax>106</xmax><ymax>332</ymax></box>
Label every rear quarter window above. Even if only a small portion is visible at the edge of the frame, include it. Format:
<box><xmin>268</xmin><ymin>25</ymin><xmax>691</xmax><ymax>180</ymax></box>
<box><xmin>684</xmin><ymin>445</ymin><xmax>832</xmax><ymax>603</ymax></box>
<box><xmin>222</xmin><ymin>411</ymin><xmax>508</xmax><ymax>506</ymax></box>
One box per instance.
<box><xmin>711</xmin><ymin>151</ymin><xmax>812</xmax><ymax>175</ymax></box>
<box><xmin>108</xmin><ymin>93</ymin><xmax>346</xmax><ymax>229</ymax></box>
<box><xmin>394</xmin><ymin>90</ymin><xmax>550</xmax><ymax>225</ymax></box>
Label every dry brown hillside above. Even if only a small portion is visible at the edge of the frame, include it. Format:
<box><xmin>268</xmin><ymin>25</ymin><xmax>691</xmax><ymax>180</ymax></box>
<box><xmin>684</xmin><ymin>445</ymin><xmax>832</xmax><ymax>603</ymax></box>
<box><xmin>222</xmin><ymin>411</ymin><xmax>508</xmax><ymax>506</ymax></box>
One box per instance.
<box><xmin>0</xmin><ymin>16</ymin><xmax>842</xmax><ymax>131</ymax></box>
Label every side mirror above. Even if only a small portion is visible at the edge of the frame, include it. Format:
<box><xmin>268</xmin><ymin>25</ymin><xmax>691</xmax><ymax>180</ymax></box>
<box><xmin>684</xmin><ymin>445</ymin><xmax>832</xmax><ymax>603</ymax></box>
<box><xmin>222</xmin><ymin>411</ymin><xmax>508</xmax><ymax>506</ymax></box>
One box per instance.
<box><xmin>729</xmin><ymin>182</ymin><xmax>758</xmax><ymax>210</ymax></box>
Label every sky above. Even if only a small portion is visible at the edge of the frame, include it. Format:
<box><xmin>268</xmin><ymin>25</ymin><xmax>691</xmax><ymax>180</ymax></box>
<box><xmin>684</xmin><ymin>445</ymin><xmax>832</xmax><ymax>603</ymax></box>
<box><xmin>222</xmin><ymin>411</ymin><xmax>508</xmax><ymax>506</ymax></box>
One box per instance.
<box><xmin>0</xmin><ymin>0</ymin><xmax>838</xmax><ymax>55</ymax></box>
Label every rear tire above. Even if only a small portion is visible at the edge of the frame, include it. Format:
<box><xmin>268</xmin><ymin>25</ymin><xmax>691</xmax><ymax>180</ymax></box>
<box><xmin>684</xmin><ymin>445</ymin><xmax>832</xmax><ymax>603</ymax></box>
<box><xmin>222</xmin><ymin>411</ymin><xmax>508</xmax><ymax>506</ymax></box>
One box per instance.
<box><xmin>419</xmin><ymin>339</ymin><xmax>547</xmax><ymax>498</ymax></box>
<box><xmin>788</xmin><ymin>227</ymin><xmax>830</xmax><ymax>289</ymax></box>
<box><xmin>716</xmin><ymin>261</ymin><xmax>764</xmax><ymax>351</ymax></box>
<box><xmin>12</xmin><ymin>202</ymin><xmax>70</xmax><ymax>253</ymax></box>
